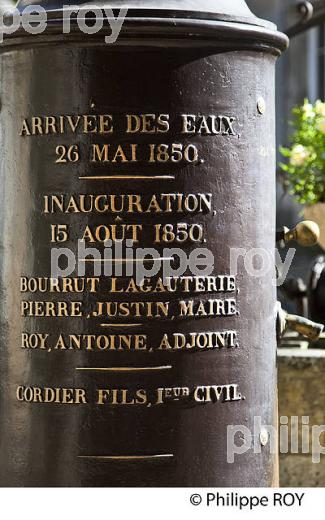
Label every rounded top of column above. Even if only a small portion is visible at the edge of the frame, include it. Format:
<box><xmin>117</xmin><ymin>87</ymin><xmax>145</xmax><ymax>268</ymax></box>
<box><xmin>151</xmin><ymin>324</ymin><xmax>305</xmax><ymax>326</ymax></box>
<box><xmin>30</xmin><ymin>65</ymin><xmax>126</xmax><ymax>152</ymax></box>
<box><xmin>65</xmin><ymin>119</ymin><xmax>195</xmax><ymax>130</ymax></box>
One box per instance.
<box><xmin>16</xmin><ymin>0</ymin><xmax>274</xmax><ymax>28</ymax></box>
<box><xmin>17</xmin><ymin>1</ymin><xmax>257</xmax><ymax>20</ymax></box>
<box><xmin>11</xmin><ymin>0</ymin><xmax>288</xmax><ymax>54</ymax></box>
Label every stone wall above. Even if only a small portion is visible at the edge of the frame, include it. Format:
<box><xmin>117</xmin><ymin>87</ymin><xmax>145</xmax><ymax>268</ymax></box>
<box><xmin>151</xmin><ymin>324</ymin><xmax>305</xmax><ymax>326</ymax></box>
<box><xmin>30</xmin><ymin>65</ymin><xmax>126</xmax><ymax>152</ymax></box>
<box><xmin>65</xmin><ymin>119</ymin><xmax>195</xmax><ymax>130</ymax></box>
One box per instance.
<box><xmin>278</xmin><ymin>349</ymin><xmax>325</xmax><ymax>486</ymax></box>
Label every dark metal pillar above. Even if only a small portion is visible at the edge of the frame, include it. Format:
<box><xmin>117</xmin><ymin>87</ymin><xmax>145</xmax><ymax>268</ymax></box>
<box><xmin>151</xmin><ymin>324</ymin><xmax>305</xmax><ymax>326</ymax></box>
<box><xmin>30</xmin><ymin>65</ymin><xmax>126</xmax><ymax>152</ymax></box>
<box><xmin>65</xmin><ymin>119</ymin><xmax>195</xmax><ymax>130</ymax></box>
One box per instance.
<box><xmin>0</xmin><ymin>1</ymin><xmax>287</xmax><ymax>486</ymax></box>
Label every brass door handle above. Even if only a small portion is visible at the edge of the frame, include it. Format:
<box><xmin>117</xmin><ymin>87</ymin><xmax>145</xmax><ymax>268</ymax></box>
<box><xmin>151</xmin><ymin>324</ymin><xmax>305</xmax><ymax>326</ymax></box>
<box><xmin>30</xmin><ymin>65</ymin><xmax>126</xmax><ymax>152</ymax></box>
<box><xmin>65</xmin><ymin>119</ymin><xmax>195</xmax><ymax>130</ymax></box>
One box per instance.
<box><xmin>276</xmin><ymin>220</ymin><xmax>320</xmax><ymax>247</ymax></box>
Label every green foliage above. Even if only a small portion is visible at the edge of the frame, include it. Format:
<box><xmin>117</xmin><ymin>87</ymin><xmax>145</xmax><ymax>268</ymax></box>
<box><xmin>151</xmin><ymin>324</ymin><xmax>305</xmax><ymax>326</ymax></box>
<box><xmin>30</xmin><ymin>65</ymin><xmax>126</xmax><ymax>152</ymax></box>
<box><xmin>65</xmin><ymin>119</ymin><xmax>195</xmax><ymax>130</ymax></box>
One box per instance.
<box><xmin>279</xmin><ymin>99</ymin><xmax>325</xmax><ymax>205</ymax></box>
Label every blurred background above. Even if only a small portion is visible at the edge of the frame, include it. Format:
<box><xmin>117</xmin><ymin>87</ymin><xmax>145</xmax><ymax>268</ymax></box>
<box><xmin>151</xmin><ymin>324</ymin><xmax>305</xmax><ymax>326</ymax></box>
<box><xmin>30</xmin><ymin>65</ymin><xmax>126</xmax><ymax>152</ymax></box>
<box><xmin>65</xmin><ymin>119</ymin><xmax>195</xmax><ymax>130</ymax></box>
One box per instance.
<box><xmin>248</xmin><ymin>0</ymin><xmax>325</xmax><ymax>307</ymax></box>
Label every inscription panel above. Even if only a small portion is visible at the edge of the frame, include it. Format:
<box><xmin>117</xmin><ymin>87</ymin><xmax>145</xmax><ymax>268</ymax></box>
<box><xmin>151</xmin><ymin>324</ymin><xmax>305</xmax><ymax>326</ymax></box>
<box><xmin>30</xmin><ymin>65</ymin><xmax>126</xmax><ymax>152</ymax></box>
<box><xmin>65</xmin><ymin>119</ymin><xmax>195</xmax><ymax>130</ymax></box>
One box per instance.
<box><xmin>0</xmin><ymin>46</ymin><xmax>277</xmax><ymax>486</ymax></box>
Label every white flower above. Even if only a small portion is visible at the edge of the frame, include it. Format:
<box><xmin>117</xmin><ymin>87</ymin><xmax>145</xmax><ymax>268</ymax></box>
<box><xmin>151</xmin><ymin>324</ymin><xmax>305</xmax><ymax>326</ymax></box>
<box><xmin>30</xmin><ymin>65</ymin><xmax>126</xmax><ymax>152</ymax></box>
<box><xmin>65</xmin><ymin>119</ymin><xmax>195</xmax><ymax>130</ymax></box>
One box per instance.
<box><xmin>317</xmin><ymin>117</ymin><xmax>325</xmax><ymax>134</ymax></box>
<box><xmin>302</xmin><ymin>102</ymin><xmax>315</xmax><ymax>118</ymax></box>
<box><xmin>290</xmin><ymin>144</ymin><xmax>310</xmax><ymax>166</ymax></box>
<box><xmin>315</xmin><ymin>100</ymin><xmax>325</xmax><ymax>116</ymax></box>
